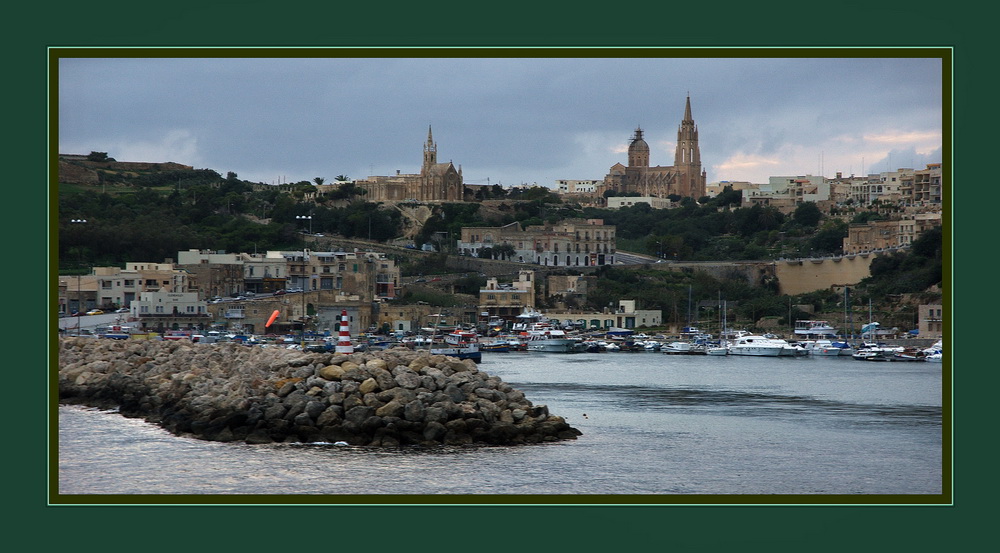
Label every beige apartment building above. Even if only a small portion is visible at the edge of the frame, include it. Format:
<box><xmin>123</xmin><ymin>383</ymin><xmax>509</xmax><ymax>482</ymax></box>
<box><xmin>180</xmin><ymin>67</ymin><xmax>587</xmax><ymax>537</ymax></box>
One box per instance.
<box><xmin>918</xmin><ymin>303</ymin><xmax>944</xmax><ymax>338</ymax></box>
<box><xmin>266</xmin><ymin>249</ymin><xmax>399</xmax><ymax>302</ymax></box>
<box><xmin>911</xmin><ymin>163</ymin><xmax>943</xmax><ymax>204</ymax></box>
<box><xmin>842</xmin><ymin>211</ymin><xmax>942</xmax><ymax>254</ymax></box>
<box><xmin>59</xmin><ymin>262</ymin><xmax>192</xmax><ymax>314</ymax></box>
<box><xmin>478</xmin><ymin>270</ymin><xmax>537</xmax><ymax>324</ymax></box>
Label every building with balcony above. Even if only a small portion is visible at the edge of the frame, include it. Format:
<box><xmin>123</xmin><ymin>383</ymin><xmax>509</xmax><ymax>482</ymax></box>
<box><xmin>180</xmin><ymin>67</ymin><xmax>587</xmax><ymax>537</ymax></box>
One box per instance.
<box><xmin>266</xmin><ymin>249</ymin><xmax>399</xmax><ymax>302</ymax></box>
<box><xmin>458</xmin><ymin>218</ymin><xmax>616</xmax><ymax>268</ymax></box>
<box><xmin>742</xmin><ymin>175</ymin><xmax>831</xmax><ymax>213</ymax></box>
<box><xmin>130</xmin><ymin>290</ymin><xmax>210</xmax><ymax>331</ymax></box>
<box><xmin>544</xmin><ymin>300</ymin><xmax>662</xmax><ymax>330</ymax></box>
<box><xmin>478</xmin><ymin>271</ymin><xmax>536</xmax><ymax>325</ymax></box>
<box><xmin>62</xmin><ymin>262</ymin><xmax>192</xmax><ymax>311</ymax></box>
<box><xmin>911</xmin><ymin>163</ymin><xmax>943</xmax><ymax>205</ymax></box>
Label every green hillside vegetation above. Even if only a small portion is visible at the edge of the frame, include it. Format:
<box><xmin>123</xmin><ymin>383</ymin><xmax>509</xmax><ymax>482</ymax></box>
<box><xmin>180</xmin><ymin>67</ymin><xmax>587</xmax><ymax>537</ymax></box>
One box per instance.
<box><xmin>57</xmin><ymin>161</ymin><xmax>943</xmax><ymax>329</ymax></box>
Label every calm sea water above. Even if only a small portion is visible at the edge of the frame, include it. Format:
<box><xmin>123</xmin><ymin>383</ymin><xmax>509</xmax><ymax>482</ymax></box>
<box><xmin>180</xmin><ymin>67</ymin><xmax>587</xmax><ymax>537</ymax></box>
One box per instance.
<box><xmin>57</xmin><ymin>351</ymin><xmax>943</xmax><ymax>499</ymax></box>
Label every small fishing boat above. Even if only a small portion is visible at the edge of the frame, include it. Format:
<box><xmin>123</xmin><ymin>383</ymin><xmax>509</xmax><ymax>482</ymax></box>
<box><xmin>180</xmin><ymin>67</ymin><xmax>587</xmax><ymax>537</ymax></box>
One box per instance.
<box><xmin>430</xmin><ymin>330</ymin><xmax>482</xmax><ymax>363</ymax></box>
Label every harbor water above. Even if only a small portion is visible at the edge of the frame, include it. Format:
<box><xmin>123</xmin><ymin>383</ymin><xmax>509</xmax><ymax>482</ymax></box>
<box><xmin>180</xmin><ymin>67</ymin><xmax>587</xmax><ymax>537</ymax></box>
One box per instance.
<box><xmin>57</xmin><ymin>350</ymin><xmax>943</xmax><ymax>498</ymax></box>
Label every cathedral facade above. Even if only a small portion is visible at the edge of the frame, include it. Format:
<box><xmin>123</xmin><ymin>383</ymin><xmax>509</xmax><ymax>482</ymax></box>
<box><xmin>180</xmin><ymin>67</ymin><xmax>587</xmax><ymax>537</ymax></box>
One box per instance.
<box><xmin>355</xmin><ymin>127</ymin><xmax>466</xmax><ymax>202</ymax></box>
<box><xmin>600</xmin><ymin>96</ymin><xmax>707</xmax><ymax>200</ymax></box>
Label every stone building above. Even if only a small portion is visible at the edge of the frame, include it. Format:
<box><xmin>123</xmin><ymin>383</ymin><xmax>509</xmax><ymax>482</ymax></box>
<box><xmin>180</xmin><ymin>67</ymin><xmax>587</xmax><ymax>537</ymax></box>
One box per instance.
<box><xmin>478</xmin><ymin>270</ymin><xmax>537</xmax><ymax>325</ymax></box>
<box><xmin>354</xmin><ymin>126</ymin><xmax>465</xmax><ymax>202</ymax></box>
<box><xmin>266</xmin><ymin>249</ymin><xmax>399</xmax><ymax>302</ymax></box>
<box><xmin>458</xmin><ymin>218</ymin><xmax>616</xmax><ymax>268</ymax></box>
<box><xmin>918</xmin><ymin>303</ymin><xmax>944</xmax><ymax>339</ymax></box>
<box><xmin>599</xmin><ymin>96</ymin><xmax>707</xmax><ymax>201</ymax></box>
<box><xmin>842</xmin><ymin>212</ymin><xmax>942</xmax><ymax>255</ymax></box>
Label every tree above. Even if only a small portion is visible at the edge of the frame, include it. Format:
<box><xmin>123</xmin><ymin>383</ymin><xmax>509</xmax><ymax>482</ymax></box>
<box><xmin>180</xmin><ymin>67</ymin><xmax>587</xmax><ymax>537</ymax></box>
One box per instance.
<box><xmin>87</xmin><ymin>151</ymin><xmax>113</xmax><ymax>162</ymax></box>
<box><xmin>792</xmin><ymin>201</ymin><xmax>822</xmax><ymax>228</ymax></box>
<box><xmin>494</xmin><ymin>243</ymin><xmax>516</xmax><ymax>260</ymax></box>
<box><xmin>313</xmin><ymin>177</ymin><xmax>325</xmax><ymax>186</ymax></box>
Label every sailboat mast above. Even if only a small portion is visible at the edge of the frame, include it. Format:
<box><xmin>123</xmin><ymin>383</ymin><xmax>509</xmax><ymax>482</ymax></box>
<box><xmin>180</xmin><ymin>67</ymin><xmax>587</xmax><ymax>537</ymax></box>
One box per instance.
<box><xmin>687</xmin><ymin>285</ymin><xmax>692</xmax><ymax>329</ymax></box>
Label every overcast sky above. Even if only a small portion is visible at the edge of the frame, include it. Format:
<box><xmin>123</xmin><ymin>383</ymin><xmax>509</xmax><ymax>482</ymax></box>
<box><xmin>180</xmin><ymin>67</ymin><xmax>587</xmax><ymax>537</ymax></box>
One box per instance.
<box><xmin>58</xmin><ymin>55</ymin><xmax>943</xmax><ymax>188</ymax></box>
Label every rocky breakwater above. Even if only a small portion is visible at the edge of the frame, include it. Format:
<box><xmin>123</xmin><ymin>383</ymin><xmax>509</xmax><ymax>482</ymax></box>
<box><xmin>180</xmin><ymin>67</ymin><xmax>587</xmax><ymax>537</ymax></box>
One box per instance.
<box><xmin>58</xmin><ymin>337</ymin><xmax>581</xmax><ymax>447</ymax></box>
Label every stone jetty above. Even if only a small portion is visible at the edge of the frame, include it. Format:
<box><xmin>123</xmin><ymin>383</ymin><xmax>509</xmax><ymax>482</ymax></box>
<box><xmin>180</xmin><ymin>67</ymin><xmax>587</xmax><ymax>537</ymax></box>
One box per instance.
<box><xmin>57</xmin><ymin>337</ymin><xmax>581</xmax><ymax>447</ymax></box>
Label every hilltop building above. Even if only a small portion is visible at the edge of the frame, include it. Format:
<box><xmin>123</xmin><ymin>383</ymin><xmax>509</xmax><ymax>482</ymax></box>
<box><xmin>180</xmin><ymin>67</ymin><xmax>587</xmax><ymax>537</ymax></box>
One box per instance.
<box><xmin>354</xmin><ymin>126</ymin><xmax>466</xmax><ymax>202</ymax></box>
<box><xmin>600</xmin><ymin>96</ymin><xmax>707</xmax><ymax>201</ymax></box>
<box><xmin>458</xmin><ymin>218</ymin><xmax>616</xmax><ymax>267</ymax></box>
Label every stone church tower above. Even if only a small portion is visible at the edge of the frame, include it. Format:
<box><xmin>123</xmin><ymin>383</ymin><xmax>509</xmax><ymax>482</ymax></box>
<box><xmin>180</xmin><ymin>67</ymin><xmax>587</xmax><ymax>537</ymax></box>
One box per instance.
<box><xmin>672</xmin><ymin>96</ymin><xmax>706</xmax><ymax>199</ymax></box>
<box><xmin>601</xmin><ymin>96</ymin><xmax>707</xmax><ymax>200</ymax></box>
<box><xmin>355</xmin><ymin>126</ymin><xmax>465</xmax><ymax>202</ymax></box>
<box><xmin>418</xmin><ymin>126</ymin><xmax>464</xmax><ymax>201</ymax></box>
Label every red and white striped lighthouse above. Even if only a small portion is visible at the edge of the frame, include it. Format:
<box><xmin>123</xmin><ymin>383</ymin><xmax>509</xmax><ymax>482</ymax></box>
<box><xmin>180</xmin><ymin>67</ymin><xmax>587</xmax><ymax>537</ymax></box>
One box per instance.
<box><xmin>335</xmin><ymin>309</ymin><xmax>353</xmax><ymax>354</ymax></box>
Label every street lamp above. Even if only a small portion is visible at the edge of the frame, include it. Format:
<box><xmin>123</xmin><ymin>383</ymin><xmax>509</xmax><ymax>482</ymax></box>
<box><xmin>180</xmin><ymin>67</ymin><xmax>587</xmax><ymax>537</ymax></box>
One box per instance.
<box><xmin>296</xmin><ymin>214</ymin><xmax>313</xmax><ymax>234</ymax></box>
<box><xmin>70</xmin><ymin>219</ymin><xmax>87</xmax><ymax>335</ymax></box>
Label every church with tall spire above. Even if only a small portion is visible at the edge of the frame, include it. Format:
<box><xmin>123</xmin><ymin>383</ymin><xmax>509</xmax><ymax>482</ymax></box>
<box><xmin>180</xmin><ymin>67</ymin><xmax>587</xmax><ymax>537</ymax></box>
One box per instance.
<box><xmin>600</xmin><ymin>96</ymin><xmax>707</xmax><ymax>201</ymax></box>
<box><xmin>354</xmin><ymin>126</ymin><xmax>466</xmax><ymax>202</ymax></box>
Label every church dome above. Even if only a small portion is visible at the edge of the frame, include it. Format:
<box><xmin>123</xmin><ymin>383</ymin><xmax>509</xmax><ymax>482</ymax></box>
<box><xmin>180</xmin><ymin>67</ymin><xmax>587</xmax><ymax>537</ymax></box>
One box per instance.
<box><xmin>628</xmin><ymin>128</ymin><xmax>649</xmax><ymax>153</ymax></box>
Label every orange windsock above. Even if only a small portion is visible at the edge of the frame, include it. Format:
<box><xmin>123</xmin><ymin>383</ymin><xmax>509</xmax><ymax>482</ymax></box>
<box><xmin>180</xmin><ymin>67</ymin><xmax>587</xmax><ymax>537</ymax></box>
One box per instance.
<box><xmin>266</xmin><ymin>310</ymin><xmax>280</xmax><ymax>328</ymax></box>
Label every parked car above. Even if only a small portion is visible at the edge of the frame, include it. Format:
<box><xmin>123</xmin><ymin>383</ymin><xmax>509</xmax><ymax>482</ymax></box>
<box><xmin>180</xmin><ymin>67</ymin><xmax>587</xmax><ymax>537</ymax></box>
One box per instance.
<box><xmin>115</xmin><ymin>308</ymin><xmax>129</xmax><ymax>313</ymax></box>
<box><xmin>85</xmin><ymin>309</ymin><xmax>104</xmax><ymax>316</ymax></box>
<box><xmin>273</xmin><ymin>289</ymin><xmax>287</xmax><ymax>296</ymax></box>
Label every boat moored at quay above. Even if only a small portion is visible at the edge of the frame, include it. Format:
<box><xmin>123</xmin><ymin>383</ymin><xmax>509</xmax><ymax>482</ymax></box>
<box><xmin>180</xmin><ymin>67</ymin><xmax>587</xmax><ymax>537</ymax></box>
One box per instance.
<box><xmin>525</xmin><ymin>328</ymin><xmax>586</xmax><ymax>353</ymax></box>
<box><xmin>726</xmin><ymin>335</ymin><xmax>786</xmax><ymax>357</ymax></box>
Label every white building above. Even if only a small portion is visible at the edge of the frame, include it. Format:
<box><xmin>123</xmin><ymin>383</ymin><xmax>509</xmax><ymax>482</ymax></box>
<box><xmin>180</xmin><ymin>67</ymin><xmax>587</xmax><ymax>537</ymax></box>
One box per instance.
<box><xmin>130</xmin><ymin>290</ymin><xmax>210</xmax><ymax>330</ymax></box>
<box><xmin>555</xmin><ymin>179</ymin><xmax>601</xmax><ymax>194</ymax></box>
<box><xmin>605</xmin><ymin>196</ymin><xmax>673</xmax><ymax>209</ymax></box>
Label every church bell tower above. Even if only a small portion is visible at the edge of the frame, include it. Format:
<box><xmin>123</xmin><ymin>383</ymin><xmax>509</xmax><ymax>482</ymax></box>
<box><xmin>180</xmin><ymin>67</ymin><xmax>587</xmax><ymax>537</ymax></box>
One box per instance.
<box><xmin>673</xmin><ymin>95</ymin><xmax>705</xmax><ymax>198</ymax></box>
<box><xmin>422</xmin><ymin>125</ymin><xmax>437</xmax><ymax>172</ymax></box>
